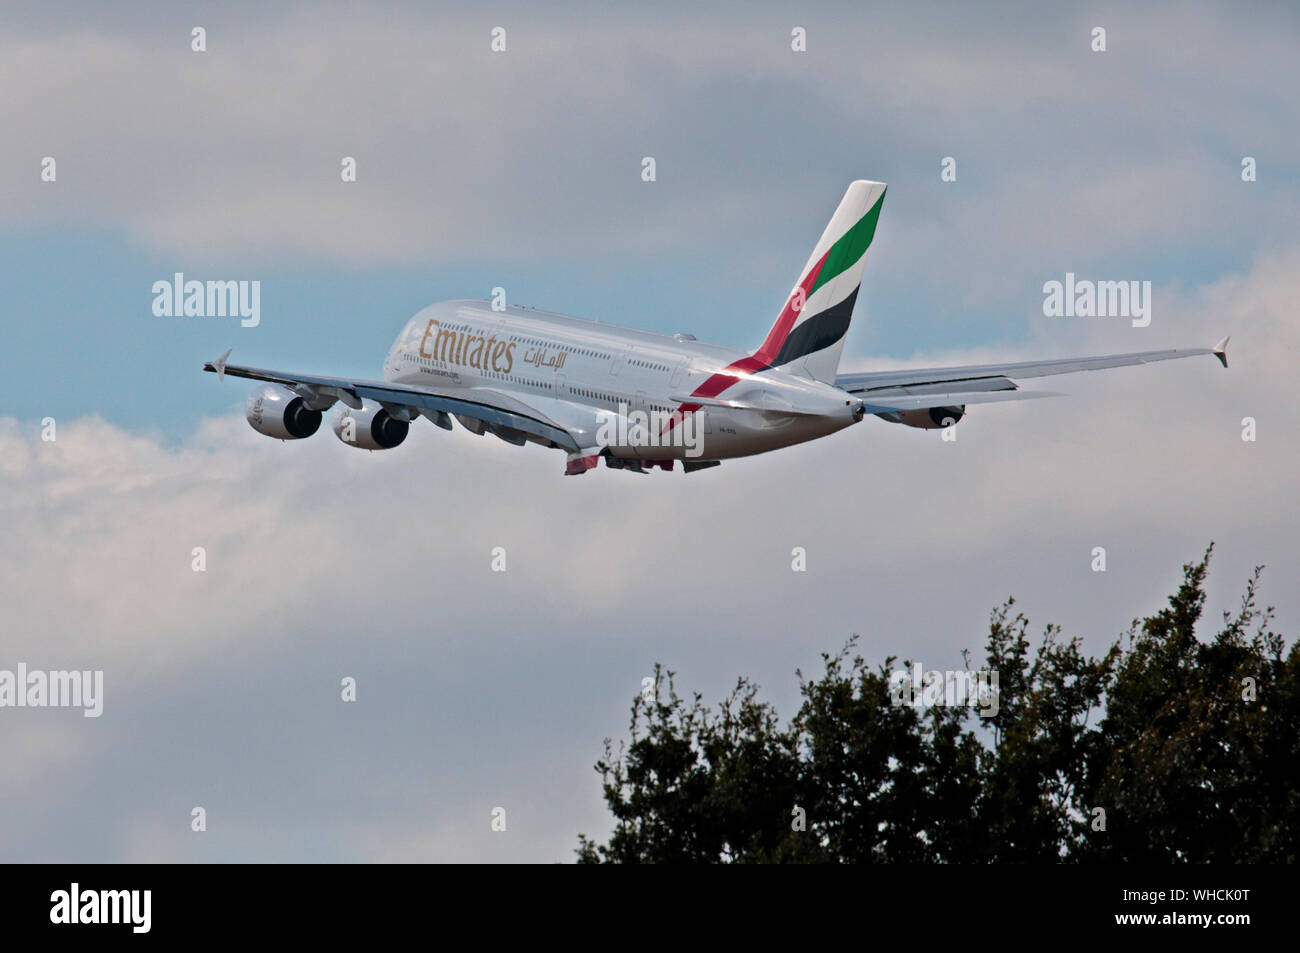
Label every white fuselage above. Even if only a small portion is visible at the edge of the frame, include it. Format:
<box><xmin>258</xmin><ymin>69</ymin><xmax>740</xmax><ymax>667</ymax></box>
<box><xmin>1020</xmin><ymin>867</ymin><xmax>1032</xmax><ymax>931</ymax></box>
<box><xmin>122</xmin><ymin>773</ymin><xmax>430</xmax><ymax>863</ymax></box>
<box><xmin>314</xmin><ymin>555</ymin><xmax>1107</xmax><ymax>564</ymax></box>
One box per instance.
<box><xmin>383</xmin><ymin>299</ymin><xmax>860</xmax><ymax>460</ymax></box>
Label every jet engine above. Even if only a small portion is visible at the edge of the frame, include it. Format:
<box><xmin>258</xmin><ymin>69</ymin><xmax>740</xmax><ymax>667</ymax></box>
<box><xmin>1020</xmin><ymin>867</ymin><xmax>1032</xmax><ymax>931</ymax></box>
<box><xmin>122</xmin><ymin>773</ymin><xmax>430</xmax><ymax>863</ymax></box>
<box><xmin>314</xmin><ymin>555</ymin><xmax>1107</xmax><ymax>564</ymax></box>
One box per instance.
<box><xmin>332</xmin><ymin>401</ymin><xmax>410</xmax><ymax>450</ymax></box>
<box><xmin>879</xmin><ymin>405</ymin><xmax>965</xmax><ymax>430</ymax></box>
<box><xmin>245</xmin><ymin>383</ymin><xmax>322</xmax><ymax>439</ymax></box>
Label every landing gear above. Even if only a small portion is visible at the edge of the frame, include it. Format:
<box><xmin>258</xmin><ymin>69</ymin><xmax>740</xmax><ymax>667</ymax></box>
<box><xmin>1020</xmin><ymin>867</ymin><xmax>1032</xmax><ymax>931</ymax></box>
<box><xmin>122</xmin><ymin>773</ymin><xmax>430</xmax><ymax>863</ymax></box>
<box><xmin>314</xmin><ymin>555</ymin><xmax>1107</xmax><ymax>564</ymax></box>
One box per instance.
<box><xmin>681</xmin><ymin>459</ymin><xmax>721</xmax><ymax>474</ymax></box>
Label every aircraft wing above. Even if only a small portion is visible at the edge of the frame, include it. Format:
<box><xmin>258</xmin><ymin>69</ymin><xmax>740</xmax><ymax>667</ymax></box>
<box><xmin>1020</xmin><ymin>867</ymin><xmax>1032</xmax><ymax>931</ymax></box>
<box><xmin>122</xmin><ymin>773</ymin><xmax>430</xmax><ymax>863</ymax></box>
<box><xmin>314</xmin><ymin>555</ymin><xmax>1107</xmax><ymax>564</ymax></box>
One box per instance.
<box><xmin>203</xmin><ymin>357</ymin><xmax>583</xmax><ymax>451</ymax></box>
<box><xmin>834</xmin><ymin>338</ymin><xmax>1228</xmax><ymax>412</ymax></box>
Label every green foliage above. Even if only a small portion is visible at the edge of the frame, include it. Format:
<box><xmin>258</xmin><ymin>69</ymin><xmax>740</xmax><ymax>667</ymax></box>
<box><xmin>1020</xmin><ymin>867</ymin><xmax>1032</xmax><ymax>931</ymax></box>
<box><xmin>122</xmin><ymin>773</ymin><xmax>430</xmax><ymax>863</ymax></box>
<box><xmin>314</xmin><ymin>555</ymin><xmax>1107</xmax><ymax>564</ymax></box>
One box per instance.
<box><xmin>576</xmin><ymin>671</ymin><xmax>803</xmax><ymax>864</ymax></box>
<box><xmin>577</xmin><ymin>548</ymin><xmax>1299</xmax><ymax>863</ymax></box>
<box><xmin>1082</xmin><ymin>548</ymin><xmax>1297</xmax><ymax>862</ymax></box>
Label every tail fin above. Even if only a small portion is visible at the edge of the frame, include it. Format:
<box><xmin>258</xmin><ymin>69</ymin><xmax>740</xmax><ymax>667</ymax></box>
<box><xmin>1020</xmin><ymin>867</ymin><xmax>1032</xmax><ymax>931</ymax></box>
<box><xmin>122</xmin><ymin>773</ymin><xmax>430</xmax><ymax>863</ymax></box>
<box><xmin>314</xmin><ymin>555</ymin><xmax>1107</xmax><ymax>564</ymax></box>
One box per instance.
<box><xmin>755</xmin><ymin>180</ymin><xmax>886</xmax><ymax>384</ymax></box>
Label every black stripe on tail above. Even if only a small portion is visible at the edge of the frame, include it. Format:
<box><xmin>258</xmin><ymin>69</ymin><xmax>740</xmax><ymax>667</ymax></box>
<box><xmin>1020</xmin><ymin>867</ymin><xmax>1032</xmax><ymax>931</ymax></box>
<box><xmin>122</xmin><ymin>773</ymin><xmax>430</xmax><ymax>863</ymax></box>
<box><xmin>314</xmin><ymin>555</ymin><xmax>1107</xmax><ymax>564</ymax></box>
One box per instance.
<box><xmin>769</xmin><ymin>287</ymin><xmax>859</xmax><ymax>369</ymax></box>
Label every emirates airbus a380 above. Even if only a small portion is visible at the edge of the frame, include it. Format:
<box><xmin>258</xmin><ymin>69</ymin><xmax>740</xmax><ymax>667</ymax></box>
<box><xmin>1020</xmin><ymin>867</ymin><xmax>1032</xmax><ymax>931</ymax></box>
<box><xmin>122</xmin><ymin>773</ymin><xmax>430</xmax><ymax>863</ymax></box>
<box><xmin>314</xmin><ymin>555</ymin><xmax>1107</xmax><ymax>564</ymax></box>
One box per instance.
<box><xmin>204</xmin><ymin>180</ymin><xmax>1228</xmax><ymax>475</ymax></box>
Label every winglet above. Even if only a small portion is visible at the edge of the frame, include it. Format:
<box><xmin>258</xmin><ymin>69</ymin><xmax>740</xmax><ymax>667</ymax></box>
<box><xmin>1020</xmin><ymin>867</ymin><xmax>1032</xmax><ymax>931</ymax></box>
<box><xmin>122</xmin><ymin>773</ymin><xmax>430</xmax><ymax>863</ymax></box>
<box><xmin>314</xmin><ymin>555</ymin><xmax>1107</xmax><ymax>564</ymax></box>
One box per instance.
<box><xmin>212</xmin><ymin>348</ymin><xmax>232</xmax><ymax>381</ymax></box>
<box><xmin>1213</xmin><ymin>336</ymin><xmax>1229</xmax><ymax>368</ymax></box>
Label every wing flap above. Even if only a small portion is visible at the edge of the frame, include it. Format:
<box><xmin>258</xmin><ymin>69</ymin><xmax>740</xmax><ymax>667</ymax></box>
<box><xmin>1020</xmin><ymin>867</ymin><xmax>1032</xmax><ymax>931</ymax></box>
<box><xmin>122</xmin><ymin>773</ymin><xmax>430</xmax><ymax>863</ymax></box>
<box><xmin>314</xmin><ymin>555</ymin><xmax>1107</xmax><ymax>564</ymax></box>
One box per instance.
<box><xmin>836</xmin><ymin>343</ymin><xmax>1225</xmax><ymax>394</ymax></box>
<box><xmin>861</xmin><ymin>390</ymin><xmax>1063</xmax><ymax>414</ymax></box>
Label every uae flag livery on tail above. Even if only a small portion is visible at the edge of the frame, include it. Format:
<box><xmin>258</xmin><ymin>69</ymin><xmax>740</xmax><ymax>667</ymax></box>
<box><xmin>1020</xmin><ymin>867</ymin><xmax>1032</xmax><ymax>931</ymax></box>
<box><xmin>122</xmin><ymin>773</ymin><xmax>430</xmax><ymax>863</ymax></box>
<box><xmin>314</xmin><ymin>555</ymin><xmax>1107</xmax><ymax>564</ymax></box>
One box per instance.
<box><xmin>757</xmin><ymin>180</ymin><xmax>886</xmax><ymax>384</ymax></box>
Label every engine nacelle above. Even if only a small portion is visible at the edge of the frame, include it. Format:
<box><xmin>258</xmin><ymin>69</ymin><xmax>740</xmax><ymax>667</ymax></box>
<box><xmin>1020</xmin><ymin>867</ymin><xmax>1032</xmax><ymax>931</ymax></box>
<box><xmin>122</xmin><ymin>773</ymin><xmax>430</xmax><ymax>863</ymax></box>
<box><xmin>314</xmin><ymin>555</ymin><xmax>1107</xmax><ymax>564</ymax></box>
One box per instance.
<box><xmin>879</xmin><ymin>405</ymin><xmax>965</xmax><ymax>430</ymax></box>
<box><xmin>246</xmin><ymin>384</ymin><xmax>322</xmax><ymax>440</ymax></box>
<box><xmin>332</xmin><ymin>401</ymin><xmax>410</xmax><ymax>450</ymax></box>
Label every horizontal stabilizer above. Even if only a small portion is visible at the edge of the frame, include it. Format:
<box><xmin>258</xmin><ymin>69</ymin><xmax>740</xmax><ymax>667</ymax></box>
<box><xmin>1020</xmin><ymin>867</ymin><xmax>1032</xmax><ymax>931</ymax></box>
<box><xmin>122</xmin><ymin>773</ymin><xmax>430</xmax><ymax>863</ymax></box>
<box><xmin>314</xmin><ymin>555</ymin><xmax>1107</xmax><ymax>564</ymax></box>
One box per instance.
<box><xmin>668</xmin><ymin>394</ymin><xmax>821</xmax><ymax>415</ymax></box>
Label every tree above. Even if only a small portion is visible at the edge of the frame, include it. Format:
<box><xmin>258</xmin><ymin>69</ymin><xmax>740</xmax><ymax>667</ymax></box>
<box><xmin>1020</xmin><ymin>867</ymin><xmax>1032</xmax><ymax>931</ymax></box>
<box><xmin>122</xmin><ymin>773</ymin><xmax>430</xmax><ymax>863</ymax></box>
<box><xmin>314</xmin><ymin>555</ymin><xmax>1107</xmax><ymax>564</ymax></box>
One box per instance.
<box><xmin>1081</xmin><ymin>548</ymin><xmax>1297</xmax><ymax>861</ymax></box>
<box><xmin>576</xmin><ymin>548</ymin><xmax>1299</xmax><ymax>863</ymax></box>
<box><xmin>576</xmin><ymin>668</ymin><xmax>804</xmax><ymax>863</ymax></box>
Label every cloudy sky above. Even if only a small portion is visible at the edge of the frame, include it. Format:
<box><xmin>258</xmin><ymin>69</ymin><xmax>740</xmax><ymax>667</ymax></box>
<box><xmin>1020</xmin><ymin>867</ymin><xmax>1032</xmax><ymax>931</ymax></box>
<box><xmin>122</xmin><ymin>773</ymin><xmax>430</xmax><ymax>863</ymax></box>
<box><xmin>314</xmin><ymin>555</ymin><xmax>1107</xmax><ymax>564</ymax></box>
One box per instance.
<box><xmin>1</xmin><ymin>0</ymin><xmax>1297</xmax><ymax>861</ymax></box>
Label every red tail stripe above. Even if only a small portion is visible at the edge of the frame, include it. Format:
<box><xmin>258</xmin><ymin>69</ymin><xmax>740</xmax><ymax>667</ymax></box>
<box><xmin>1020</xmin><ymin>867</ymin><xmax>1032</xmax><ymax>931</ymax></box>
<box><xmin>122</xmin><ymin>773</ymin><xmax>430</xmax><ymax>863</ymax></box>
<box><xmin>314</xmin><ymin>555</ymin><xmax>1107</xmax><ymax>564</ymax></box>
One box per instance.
<box><xmin>661</xmin><ymin>249</ymin><xmax>831</xmax><ymax>435</ymax></box>
<box><xmin>753</xmin><ymin>251</ymin><xmax>830</xmax><ymax>366</ymax></box>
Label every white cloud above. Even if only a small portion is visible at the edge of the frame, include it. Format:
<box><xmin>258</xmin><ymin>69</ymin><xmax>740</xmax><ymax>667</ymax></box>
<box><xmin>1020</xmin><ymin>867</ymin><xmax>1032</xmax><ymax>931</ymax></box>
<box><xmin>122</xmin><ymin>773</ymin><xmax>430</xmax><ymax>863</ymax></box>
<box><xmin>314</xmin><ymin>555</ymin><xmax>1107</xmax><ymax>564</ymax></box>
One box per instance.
<box><xmin>2</xmin><ymin>1</ymin><xmax>1296</xmax><ymax>278</ymax></box>
<box><xmin>1</xmin><ymin>245</ymin><xmax>1296</xmax><ymax>860</ymax></box>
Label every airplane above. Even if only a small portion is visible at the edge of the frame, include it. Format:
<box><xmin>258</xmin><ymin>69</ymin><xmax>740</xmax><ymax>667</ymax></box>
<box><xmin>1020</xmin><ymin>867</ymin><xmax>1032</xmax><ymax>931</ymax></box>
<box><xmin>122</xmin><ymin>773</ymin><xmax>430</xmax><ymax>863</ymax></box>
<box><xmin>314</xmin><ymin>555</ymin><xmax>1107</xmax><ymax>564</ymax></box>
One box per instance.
<box><xmin>204</xmin><ymin>180</ymin><xmax>1228</xmax><ymax>475</ymax></box>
